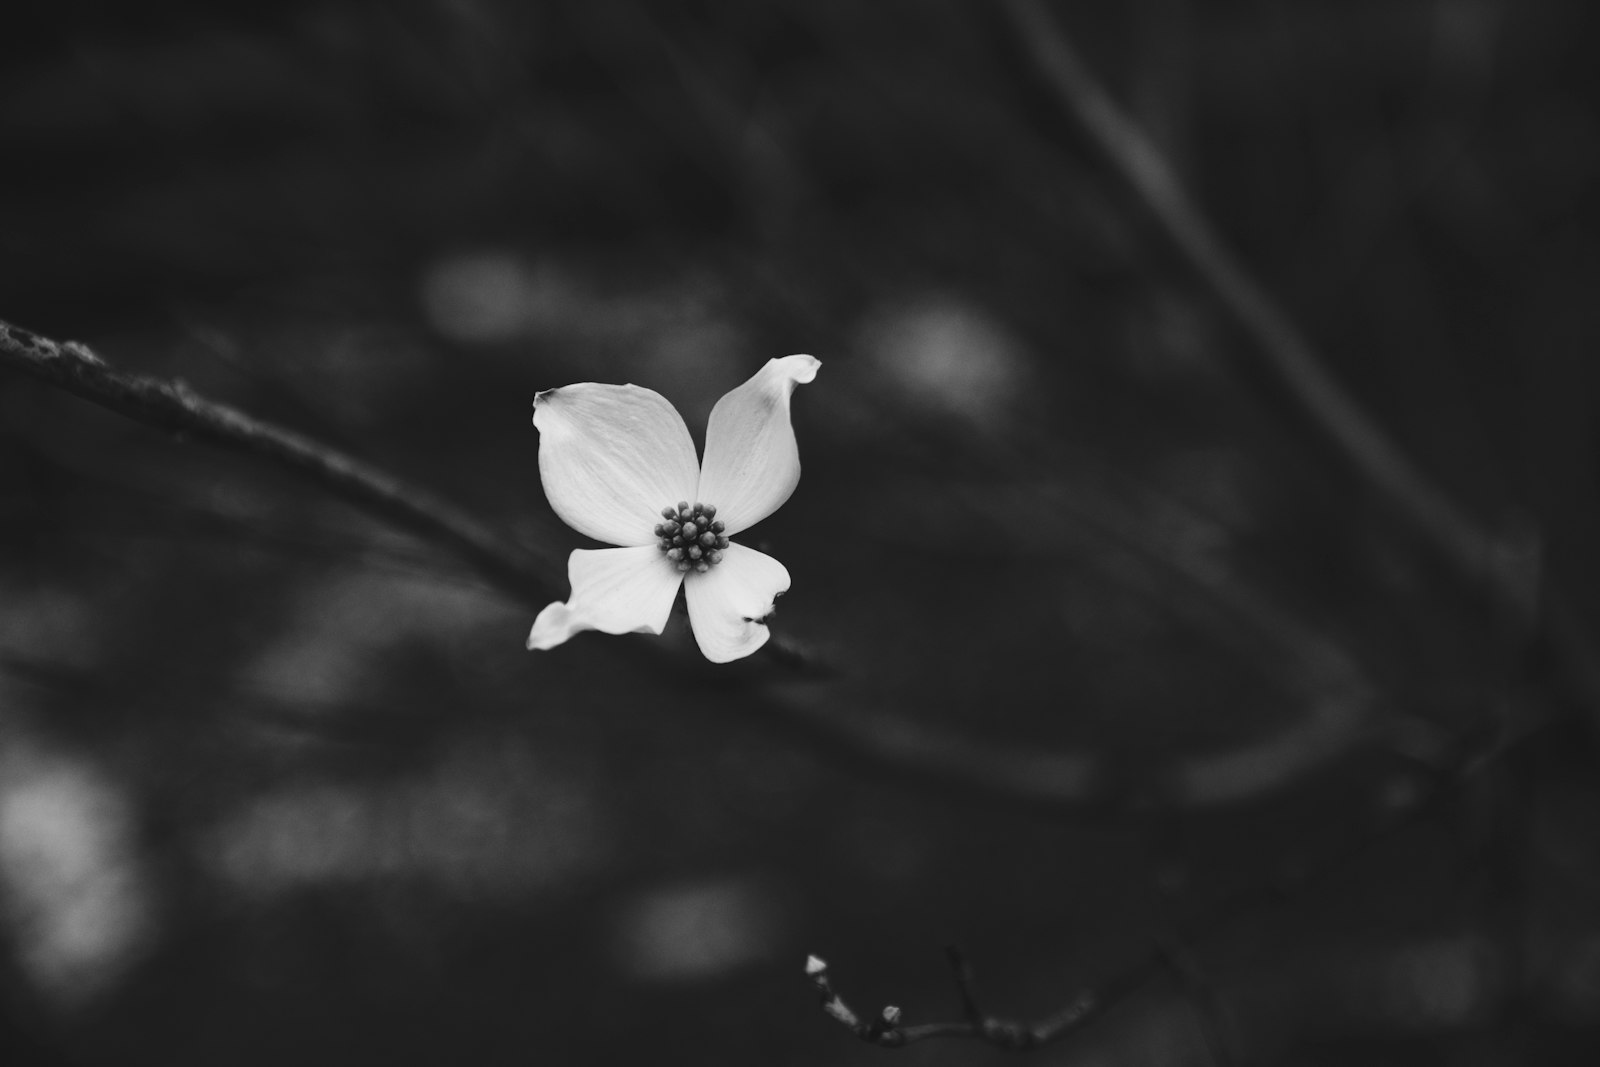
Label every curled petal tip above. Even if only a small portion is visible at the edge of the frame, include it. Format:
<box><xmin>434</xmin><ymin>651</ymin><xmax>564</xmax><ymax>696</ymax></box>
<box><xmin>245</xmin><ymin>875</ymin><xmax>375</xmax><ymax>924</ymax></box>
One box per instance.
<box><xmin>696</xmin><ymin>356</ymin><xmax>819</xmax><ymax>536</ymax></box>
<box><xmin>778</xmin><ymin>353</ymin><xmax>820</xmax><ymax>382</ymax></box>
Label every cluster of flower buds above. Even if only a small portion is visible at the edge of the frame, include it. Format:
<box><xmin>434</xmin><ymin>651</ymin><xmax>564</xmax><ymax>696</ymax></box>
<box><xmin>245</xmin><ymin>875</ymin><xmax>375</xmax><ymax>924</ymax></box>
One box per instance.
<box><xmin>655</xmin><ymin>501</ymin><xmax>730</xmax><ymax>572</ymax></box>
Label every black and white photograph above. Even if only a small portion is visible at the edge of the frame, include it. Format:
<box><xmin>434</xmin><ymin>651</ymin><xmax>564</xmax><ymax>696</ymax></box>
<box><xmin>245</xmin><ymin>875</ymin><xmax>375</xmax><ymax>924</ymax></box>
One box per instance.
<box><xmin>4</xmin><ymin>1</ymin><xmax>1600</xmax><ymax>1063</ymax></box>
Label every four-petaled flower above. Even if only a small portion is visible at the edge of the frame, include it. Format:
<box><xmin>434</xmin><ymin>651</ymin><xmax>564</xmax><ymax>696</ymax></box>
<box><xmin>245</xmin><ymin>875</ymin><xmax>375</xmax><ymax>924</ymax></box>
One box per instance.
<box><xmin>526</xmin><ymin>354</ymin><xmax>820</xmax><ymax>662</ymax></box>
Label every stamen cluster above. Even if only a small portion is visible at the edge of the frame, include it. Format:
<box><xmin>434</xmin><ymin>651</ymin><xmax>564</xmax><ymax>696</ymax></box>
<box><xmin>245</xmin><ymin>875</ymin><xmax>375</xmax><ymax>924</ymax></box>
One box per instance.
<box><xmin>655</xmin><ymin>501</ymin><xmax>729</xmax><ymax>573</ymax></box>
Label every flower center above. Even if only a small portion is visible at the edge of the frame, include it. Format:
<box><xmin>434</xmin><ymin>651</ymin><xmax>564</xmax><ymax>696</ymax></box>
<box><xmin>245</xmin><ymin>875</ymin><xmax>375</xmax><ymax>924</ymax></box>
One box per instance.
<box><xmin>655</xmin><ymin>501</ymin><xmax>730</xmax><ymax>573</ymax></box>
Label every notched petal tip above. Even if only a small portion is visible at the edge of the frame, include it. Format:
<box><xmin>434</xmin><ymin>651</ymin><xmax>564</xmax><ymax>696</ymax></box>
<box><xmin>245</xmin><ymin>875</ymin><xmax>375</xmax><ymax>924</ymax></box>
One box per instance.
<box><xmin>530</xmin><ymin>388</ymin><xmax>559</xmax><ymax>426</ymax></box>
<box><xmin>683</xmin><ymin>543</ymin><xmax>791</xmax><ymax>663</ymax></box>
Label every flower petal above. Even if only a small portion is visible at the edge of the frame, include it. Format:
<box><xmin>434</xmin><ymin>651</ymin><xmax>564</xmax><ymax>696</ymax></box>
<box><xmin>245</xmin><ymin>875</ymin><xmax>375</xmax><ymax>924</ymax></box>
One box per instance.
<box><xmin>526</xmin><ymin>546</ymin><xmax>684</xmax><ymax>650</ymax></box>
<box><xmin>682</xmin><ymin>543</ymin><xmax>791</xmax><ymax>663</ymax></box>
<box><xmin>534</xmin><ymin>384</ymin><xmax>700</xmax><ymax>546</ymax></box>
<box><xmin>695</xmin><ymin>354</ymin><xmax>820</xmax><ymax>536</ymax></box>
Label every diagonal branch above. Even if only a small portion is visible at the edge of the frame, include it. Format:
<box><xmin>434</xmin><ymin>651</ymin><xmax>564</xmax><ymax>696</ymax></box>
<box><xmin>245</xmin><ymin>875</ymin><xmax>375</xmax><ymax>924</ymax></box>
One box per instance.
<box><xmin>1158</xmin><ymin>939</ymin><xmax>1237</xmax><ymax>1066</ymax></box>
<box><xmin>0</xmin><ymin>319</ymin><xmax>562</xmax><ymax>608</ymax></box>
<box><xmin>991</xmin><ymin>0</ymin><xmax>1541</xmax><ymax>629</ymax></box>
<box><xmin>991</xmin><ymin>0</ymin><xmax>1484</xmax><ymax>568</ymax></box>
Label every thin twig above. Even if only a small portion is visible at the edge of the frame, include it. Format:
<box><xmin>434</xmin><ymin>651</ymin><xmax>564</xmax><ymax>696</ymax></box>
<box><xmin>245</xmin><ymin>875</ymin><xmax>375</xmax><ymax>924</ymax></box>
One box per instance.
<box><xmin>805</xmin><ymin>712</ymin><xmax>1552</xmax><ymax>1049</ymax></box>
<box><xmin>1158</xmin><ymin>939</ymin><xmax>1235</xmax><ymax>1067</ymax></box>
<box><xmin>805</xmin><ymin>956</ymin><xmax>905</xmax><ymax>1045</ymax></box>
<box><xmin>806</xmin><ymin>949</ymin><xmax>1099</xmax><ymax>1050</ymax></box>
<box><xmin>946</xmin><ymin>946</ymin><xmax>984</xmax><ymax>1027</ymax></box>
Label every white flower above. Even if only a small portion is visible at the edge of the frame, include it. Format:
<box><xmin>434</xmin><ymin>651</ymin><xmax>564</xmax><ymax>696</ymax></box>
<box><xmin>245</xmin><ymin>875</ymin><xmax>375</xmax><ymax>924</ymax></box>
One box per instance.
<box><xmin>526</xmin><ymin>354</ymin><xmax>820</xmax><ymax>663</ymax></box>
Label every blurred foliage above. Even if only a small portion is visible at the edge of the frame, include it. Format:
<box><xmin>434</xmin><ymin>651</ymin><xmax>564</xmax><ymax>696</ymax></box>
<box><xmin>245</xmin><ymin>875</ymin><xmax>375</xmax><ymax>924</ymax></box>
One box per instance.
<box><xmin>4</xmin><ymin>0</ymin><xmax>1600</xmax><ymax>1064</ymax></box>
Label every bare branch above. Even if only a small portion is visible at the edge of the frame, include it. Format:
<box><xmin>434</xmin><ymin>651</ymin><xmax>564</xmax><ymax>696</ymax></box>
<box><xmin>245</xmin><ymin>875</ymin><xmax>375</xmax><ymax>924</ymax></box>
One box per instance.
<box><xmin>0</xmin><ymin>318</ymin><xmax>561</xmax><ymax>607</ymax></box>
<box><xmin>1158</xmin><ymin>939</ymin><xmax>1236</xmax><ymax>1066</ymax></box>
<box><xmin>981</xmin><ymin>0</ymin><xmax>1600</xmax><ymax>717</ymax></box>
<box><xmin>805</xmin><ymin>948</ymin><xmax>1102</xmax><ymax>1050</ymax></box>
<box><xmin>805</xmin><ymin>712</ymin><xmax>1553</xmax><ymax>1050</ymax></box>
<box><xmin>805</xmin><ymin>955</ymin><xmax>909</xmax><ymax>1045</ymax></box>
<box><xmin>945</xmin><ymin>946</ymin><xmax>984</xmax><ymax>1028</ymax></box>
<box><xmin>993</xmin><ymin>0</ymin><xmax>1496</xmax><ymax>585</ymax></box>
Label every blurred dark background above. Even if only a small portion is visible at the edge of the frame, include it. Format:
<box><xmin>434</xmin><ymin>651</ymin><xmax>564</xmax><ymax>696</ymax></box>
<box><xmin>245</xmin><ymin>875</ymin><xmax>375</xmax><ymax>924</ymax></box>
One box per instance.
<box><xmin>4</xmin><ymin>0</ymin><xmax>1600</xmax><ymax>1063</ymax></box>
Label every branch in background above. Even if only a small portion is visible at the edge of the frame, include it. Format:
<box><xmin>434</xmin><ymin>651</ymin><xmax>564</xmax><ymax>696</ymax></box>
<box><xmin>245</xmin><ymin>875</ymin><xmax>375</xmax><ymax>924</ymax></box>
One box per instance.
<box><xmin>804</xmin><ymin>956</ymin><xmax>908</xmax><ymax>1045</ymax></box>
<box><xmin>993</xmin><ymin>0</ymin><xmax>1491</xmax><ymax>581</ymax></box>
<box><xmin>990</xmin><ymin>0</ymin><xmax>1600</xmax><ymax>703</ymax></box>
<box><xmin>1158</xmin><ymin>939</ymin><xmax>1236</xmax><ymax>1067</ymax></box>
<box><xmin>804</xmin><ymin>948</ymin><xmax>1105</xmax><ymax>1049</ymax></box>
<box><xmin>805</xmin><ymin>712</ymin><xmax>1549</xmax><ymax>1049</ymax></box>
